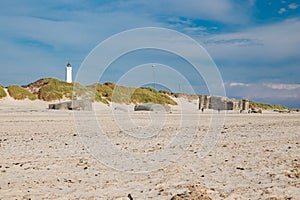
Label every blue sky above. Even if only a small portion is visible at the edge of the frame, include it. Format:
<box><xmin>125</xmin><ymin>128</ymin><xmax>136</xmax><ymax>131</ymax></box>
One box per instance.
<box><xmin>0</xmin><ymin>0</ymin><xmax>299</xmax><ymax>107</ymax></box>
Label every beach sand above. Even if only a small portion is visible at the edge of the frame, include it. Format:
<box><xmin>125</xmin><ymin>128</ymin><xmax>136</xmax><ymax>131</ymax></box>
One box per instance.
<box><xmin>0</xmin><ymin>98</ymin><xmax>299</xmax><ymax>199</ymax></box>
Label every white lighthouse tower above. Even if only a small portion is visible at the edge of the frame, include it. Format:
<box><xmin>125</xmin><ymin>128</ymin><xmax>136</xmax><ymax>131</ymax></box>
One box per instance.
<box><xmin>66</xmin><ymin>62</ymin><xmax>72</xmax><ymax>83</ymax></box>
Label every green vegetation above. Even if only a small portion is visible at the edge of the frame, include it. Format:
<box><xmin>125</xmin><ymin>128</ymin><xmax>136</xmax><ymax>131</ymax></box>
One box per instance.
<box><xmin>90</xmin><ymin>83</ymin><xmax>177</xmax><ymax>105</ymax></box>
<box><xmin>81</xmin><ymin>83</ymin><xmax>110</xmax><ymax>105</ymax></box>
<box><xmin>174</xmin><ymin>93</ymin><xmax>199</xmax><ymax>101</ymax></box>
<box><xmin>3</xmin><ymin>78</ymin><xmax>293</xmax><ymax>110</ymax></box>
<box><xmin>90</xmin><ymin>82</ymin><xmax>115</xmax><ymax>103</ymax></box>
<box><xmin>33</xmin><ymin>79</ymin><xmax>176</xmax><ymax>105</ymax></box>
<box><xmin>249</xmin><ymin>100</ymin><xmax>287</xmax><ymax>110</ymax></box>
<box><xmin>33</xmin><ymin>78</ymin><xmax>110</xmax><ymax>104</ymax></box>
<box><xmin>110</xmin><ymin>85</ymin><xmax>135</xmax><ymax>104</ymax></box>
<box><xmin>4</xmin><ymin>78</ymin><xmax>294</xmax><ymax>110</ymax></box>
<box><xmin>159</xmin><ymin>90</ymin><xmax>174</xmax><ymax>96</ymax></box>
<box><xmin>36</xmin><ymin>78</ymin><xmax>73</xmax><ymax>101</ymax></box>
<box><xmin>7</xmin><ymin>85</ymin><xmax>37</xmax><ymax>100</ymax></box>
<box><xmin>0</xmin><ymin>84</ymin><xmax>6</xmax><ymax>99</ymax></box>
<box><xmin>131</xmin><ymin>87</ymin><xmax>177</xmax><ymax>105</ymax></box>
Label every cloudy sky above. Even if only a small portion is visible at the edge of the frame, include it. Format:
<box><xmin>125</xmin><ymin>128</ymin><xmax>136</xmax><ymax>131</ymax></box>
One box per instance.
<box><xmin>0</xmin><ymin>0</ymin><xmax>299</xmax><ymax>107</ymax></box>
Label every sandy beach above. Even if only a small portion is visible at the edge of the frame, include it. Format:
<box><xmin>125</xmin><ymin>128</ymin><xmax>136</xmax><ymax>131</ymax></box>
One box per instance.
<box><xmin>0</xmin><ymin>98</ymin><xmax>299</xmax><ymax>199</ymax></box>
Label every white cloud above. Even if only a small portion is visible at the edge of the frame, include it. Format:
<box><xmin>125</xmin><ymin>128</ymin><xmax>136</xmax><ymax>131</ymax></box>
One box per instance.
<box><xmin>0</xmin><ymin>0</ymin><xmax>299</xmax><ymax>107</ymax></box>
<box><xmin>0</xmin><ymin>10</ymin><xmax>161</xmax><ymax>51</ymax></box>
<box><xmin>263</xmin><ymin>83</ymin><xmax>300</xmax><ymax>90</ymax></box>
<box><xmin>226</xmin><ymin>82</ymin><xmax>300</xmax><ymax>107</ymax></box>
<box><xmin>111</xmin><ymin>0</ymin><xmax>250</xmax><ymax>25</ymax></box>
<box><xmin>229</xmin><ymin>82</ymin><xmax>251</xmax><ymax>87</ymax></box>
<box><xmin>0</xmin><ymin>3</ymin><xmax>164</xmax><ymax>85</ymax></box>
<box><xmin>163</xmin><ymin>0</ymin><xmax>249</xmax><ymax>24</ymax></box>
<box><xmin>204</xmin><ymin>18</ymin><xmax>300</xmax><ymax>63</ymax></box>
<box><xmin>288</xmin><ymin>3</ymin><xmax>298</xmax><ymax>9</ymax></box>
<box><xmin>278</xmin><ymin>8</ymin><xmax>287</xmax><ymax>14</ymax></box>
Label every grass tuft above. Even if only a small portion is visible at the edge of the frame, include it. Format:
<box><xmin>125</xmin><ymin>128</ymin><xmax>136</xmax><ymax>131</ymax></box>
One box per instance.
<box><xmin>8</xmin><ymin>85</ymin><xmax>37</xmax><ymax>100</ymax></box>
<box><xmin>35</xmin><ymin>78</ymin><xmax>73</xmax><ymax>101</ymax></box>
<box><xmin>0</xmin><ymin>84</ymin><xmax>7</xmax><ymax>99</ymax></box>
<box><xmin>249</xmin><ymin>101</ymin><xmax>287</xmax><ymax>110</ymax></box>
<box><xmin>89</xmin><ymin>83</ymin><xmax>177</xmax><ymax>105</ymax></box>
<box><xmin>4</xmin><ymin>78</ymin><xmax>178</xmax><ymax>105</ymax></box>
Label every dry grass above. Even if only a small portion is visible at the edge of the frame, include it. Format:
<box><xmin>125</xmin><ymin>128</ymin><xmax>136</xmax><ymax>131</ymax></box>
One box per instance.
<box><xmin>7</xmin><ymin>85</ymin><xmax>37</xmax><ymax>100</ymax></box>
<box><xmin>0</xmin><ymin>84</ymin><xmax>6</xmax><ymax>99</ymax></box>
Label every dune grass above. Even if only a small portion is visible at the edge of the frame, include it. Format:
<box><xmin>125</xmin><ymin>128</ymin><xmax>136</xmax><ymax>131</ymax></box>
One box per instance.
<box><xmin>131</xmin><ymin>87</ymin><xmax>177</xmax><ymax>105</ymax></box>
<box><xmin>36</xmin><ymin>78</ymin><xmax>73</xmax><ymax>101</ymax></box>
<box><xmin>249</xmin><ymin>100</ymin><xmax>287</xmax><ymax>110</ymax></box>
<box><xmin>8</xmin><ymin>85</ymin><xmax>37</xmax><ymax>100</ymax></box>
<box><xmin>3</xmin><ymin>78</ymin><xmax>291</xmax><ymax>109</ymax></box>
<box><xmin>89</xmin><ymin>82</ymin><xmax>114</xmax><ymax>104</ymax></box>
<box><xmin>27</xmin><ymin>79</ymin><xmax>177</xmax><ymax>105</ymax></box>
<box><xmin>3</xmin><ymin>78</ymin><xmax>180</xmax><ymax>106</ymax></box>
<box><xmin>0</xmin><ymin>84</ymin><xmax>7</xmax><ymax>99</ymax></box>
<box><xmin>91</xmin><ymin>83</ymin><xmax>177</xmax><ymax>105</ymax></box>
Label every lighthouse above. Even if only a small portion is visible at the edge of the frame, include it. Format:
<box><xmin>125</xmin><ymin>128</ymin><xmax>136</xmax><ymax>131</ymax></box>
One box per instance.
<box><xmin>66</xmin><ymin>62</ymin><xmax>72</xmax><ymax>83</ymax></box>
